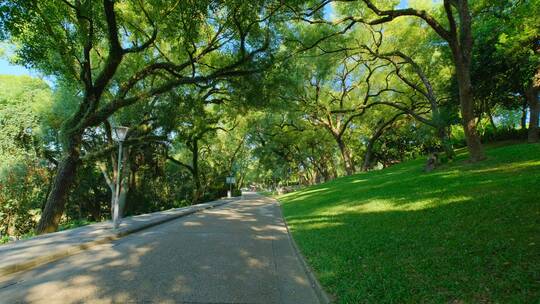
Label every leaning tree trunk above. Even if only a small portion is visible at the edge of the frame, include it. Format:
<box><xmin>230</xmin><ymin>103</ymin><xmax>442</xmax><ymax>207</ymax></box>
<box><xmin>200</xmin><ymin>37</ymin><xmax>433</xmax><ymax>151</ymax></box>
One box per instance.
<box><xmin>362</xmin><ymin>115</ymin><xmax>404</xmax><ymax>171</ymax></box>
<box><xmin>362</xmin><ymin>126</ymin><xmax>386</xmax><ymax>171</ymax></box>
<box><xmin>118</xmin><ymin>177</ymin><xmax>129</xmax><ymax>217</ymax></box>
<box><xmin>486</xmin><ymin>106</ymin><xmax>497</xmax><ymax>132</ymax></box>
<box><xmin>336</xmin><ymin>138</ymin><xmax>355</xmax><ymax>175</ymax></box>
<box><xmin>437</xmin><ymin>126</ymin><xmax>455</xmax><ymax>160</ymax></box>
<box><xmin>362</xmin><ymin>140</ymin><xmax>375</xmax><ymax>172</ymax></box>
<box><xmin>526</xmin><ymin>86</ymin><xmax>539</xmax><ymax>143</ymax></box>
<box><xmin>36</xmin><ymin>141</ymin><xmax>81</xmax><ymax>234</ymax></box>
<box><xmin>191</xmin><ymin>139</ymin><xmax>202</xmax><ymax>204</ymax></box>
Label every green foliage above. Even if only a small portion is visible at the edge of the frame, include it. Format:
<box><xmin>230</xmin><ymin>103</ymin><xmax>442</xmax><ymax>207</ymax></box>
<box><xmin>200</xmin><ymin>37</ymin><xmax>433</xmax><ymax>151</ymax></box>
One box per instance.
<box><xmin>280</xmin><ymin>143</ymin><xmax>540</xmax><ymax>303</ymax></box>
<box><xmin>0</xmin><ymin>0</ymin><xmax>536</xmax><ymax>249</ymax></box>
<box><xmin>0</xmin><ymin>75</ymin><xmax>53</xmax><ymax>237</ymax></box>
<box><xmin>471</xmin><ymin>0</ymin><xmax>540</xmax><ymax>114</ymax></box>
<box><xmin>58</xmin><ymin>219</ymin><xmax>95</xmax><ymax>231</ymax></box>
<box><xmin>0</xmin><ymin>164</ymin><xmax>48</xmax><ymax>236</ymax></box>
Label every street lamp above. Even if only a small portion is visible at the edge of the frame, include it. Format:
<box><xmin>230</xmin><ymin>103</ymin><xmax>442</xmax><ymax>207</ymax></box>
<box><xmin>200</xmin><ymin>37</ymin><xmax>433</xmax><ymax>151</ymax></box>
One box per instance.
<box><xmin>113</xmin><ymin>126</ymin><xmax>129</xmax><ymax>229</ymax></box>
<box><xmin>226</xmin><ymin>175</ymin><xmax>235</xmax><ymax>198</ymax></box>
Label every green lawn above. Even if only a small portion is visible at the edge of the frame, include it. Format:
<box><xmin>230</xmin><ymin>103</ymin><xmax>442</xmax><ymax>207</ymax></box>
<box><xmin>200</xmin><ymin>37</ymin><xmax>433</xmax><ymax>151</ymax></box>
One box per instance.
<box><xmin>279</xmin><ymin>143</ymin><xmax>540</xmax><ymax>303</ymax></box>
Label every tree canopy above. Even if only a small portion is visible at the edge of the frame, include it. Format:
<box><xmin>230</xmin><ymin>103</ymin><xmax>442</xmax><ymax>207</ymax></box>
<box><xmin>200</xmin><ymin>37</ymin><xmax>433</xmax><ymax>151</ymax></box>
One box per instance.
<box><xmin>0</xmin><ymin>0</ymin><xmax>538</xmax><ymax>237</ymax></box>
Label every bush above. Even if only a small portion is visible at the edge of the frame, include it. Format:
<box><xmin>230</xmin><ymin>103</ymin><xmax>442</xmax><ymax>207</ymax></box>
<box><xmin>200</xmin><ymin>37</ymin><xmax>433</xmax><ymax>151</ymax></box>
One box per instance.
<box><xmin>481</xmin><ymin>127</ymin><xmax>527</xmax><ymax>142</ymax></box>
<box><xmin>451</xmin><ymin>123</ymin><xmax>527</xmax><ymax>147</ymax></box>
<box><xmin>0</xmin><ymin>159</ymin><xmax>49</xmax><ymax>237</ymax></box>
<box><xmin>232</xmin><ymin>189</ymin><xmax>242</xmax><ymax>197</ymax></box>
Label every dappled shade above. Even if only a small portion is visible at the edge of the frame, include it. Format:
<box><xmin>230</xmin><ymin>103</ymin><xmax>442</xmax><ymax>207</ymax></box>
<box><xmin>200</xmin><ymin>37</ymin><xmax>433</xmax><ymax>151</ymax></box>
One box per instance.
<box><xmin>280</xmin><ymin>143</ymin><xmax>540</xmax><ymax>303</ymax></box>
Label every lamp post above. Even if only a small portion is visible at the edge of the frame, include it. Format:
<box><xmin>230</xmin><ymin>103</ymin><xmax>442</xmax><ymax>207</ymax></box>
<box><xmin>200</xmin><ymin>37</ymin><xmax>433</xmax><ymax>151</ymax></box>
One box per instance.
<box><xmin>113</xmin><ymin>126</ymin><xmax>129</xmax><ymax>229</ymax></box>
<box><xmin>226</xmin><ymin>175</ymin><xmax>235</xmax><ymax>198</ymax></box>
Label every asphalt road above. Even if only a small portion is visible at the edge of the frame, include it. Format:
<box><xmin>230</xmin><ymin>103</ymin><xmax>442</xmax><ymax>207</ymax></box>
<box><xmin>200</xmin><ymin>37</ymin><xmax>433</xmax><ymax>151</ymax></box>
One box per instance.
<box><xmin>0</xmin><ymin>193</ymin><xmax>321</xmax><ymax>304</ymax></box>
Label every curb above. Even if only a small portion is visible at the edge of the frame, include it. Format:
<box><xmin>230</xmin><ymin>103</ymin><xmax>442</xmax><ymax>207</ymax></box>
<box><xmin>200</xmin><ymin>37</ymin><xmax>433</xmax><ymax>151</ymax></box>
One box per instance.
<box><xmin>273</xmin><ymin>197</ymin><xmax>332</xmax><ymax>304</ymax></box>
<box><xmin>114</xmin><ymin>200</ymin><xmax>231</xmax><ymax>238</ymax></box>
<box><xmin>0</xmin><ymin>199</ymin><xmax>233</xmax><ymax>277</ymax></box>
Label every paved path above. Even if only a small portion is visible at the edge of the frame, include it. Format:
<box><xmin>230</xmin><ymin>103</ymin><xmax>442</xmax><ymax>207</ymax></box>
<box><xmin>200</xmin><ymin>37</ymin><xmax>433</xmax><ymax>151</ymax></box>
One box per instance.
<box><xmin>0</xmin><ymin>199</ymin><xmax>232</xmax><ymax>276</ymax></box>
<box><xmin>0</xmin><ymin>193</ymin><xmax>322</xmax><ymax>304</ymax></box>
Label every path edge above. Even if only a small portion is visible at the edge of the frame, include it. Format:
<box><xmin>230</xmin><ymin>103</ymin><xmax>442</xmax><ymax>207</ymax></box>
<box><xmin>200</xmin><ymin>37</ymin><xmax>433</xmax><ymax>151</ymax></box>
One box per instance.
<box><xmin>273</xmin><ymin>196</ymin><xmax>332</xmax><ymax>304</ymax></box>
<box><xmin>0</xmin><ymin>198</ymin><xmax>233</xmax><ymax>277</ymax></box>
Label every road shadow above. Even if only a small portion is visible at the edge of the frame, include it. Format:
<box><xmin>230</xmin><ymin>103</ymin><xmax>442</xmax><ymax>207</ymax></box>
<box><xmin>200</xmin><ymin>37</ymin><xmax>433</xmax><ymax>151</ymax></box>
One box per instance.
<box><xmin>1</xmin><ymin>196</ymin><xmax>319</xmax><ymax>303</ymax></box>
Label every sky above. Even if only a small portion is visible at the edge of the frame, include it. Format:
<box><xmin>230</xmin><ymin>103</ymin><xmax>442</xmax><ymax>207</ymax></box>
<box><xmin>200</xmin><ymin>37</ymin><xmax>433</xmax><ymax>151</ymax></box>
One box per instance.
<box><xmin>0</xmin><ymin>42</ymin><xmax>36</xmax><ymax>76</ymax></box>
<box><xmin>398</xmin><ymin>0</ymin><xmax>409</xmax><ymax>9</ymax></box>
<box><xmin>0</xmin><ymin>58</ymin><xmax>35</xmax><ymax>76</ymax></box>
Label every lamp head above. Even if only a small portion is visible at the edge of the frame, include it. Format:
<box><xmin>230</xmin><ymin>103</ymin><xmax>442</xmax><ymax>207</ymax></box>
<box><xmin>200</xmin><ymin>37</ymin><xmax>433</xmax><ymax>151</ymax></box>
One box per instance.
<box><xmin>113</xmin><ymin>126</ymin><xmax>129</xmax><ymax>142</ymax></box>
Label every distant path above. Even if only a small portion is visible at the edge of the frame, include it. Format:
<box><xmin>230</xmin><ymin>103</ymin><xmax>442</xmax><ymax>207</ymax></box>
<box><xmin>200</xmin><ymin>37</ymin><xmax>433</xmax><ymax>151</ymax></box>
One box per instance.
<box><xmin>0</xmin><ymin>193</ymin><xmax>322</xmax><ymax>304</ymax></box>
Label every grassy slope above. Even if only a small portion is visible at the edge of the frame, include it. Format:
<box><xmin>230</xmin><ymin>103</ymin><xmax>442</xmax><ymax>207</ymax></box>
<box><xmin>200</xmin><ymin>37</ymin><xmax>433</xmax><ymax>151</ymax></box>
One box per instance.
<box><xmin>279</xmin><ymin>143</ymin><xmax>540</xmax><ymax>303</ymax></box>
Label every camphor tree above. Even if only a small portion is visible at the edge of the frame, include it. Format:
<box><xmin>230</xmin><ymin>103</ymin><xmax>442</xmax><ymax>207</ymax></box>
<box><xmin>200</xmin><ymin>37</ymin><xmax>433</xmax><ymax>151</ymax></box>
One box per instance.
<box><xmin>166</xmin><ymin>84</ymin><xmax>239</xmax><ymax>204</ymax></box>
<box><xmin>0</xmin><ymin>75</ymin><xmax>54</xmax><ymax>237</ymax></box>
<box><xmin>246</xmin><ymin>112</ymin><xmax>337</xmax><ymax>187</ymax></box>
<box><xmin>359</xmin><ymin>27</ymin><xmax>457</xmax><ymax>160</ymax></box>
<box><xmin>0</xmin><ymin>0</ymin><xmax>280</xmax><ymax>234</ymax></box>
<box><xmin>471</xmin><ymin>0</ymin><xmax>540</xmax><ymax>142</ymax></box>
<box><xmin>300</xmin><ymin>0</ymin><xmax>487</xmax><ymax>161</ymax></box>
<box><xmin>293</xmin><ymin>49</ymin><xmax>405</xmax><ymax>175</ymax></box>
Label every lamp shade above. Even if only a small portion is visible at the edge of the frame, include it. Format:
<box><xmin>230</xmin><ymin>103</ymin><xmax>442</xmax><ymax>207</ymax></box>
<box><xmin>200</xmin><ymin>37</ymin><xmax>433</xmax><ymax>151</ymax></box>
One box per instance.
<box><xmin>113</xmin><ymin>126</ymin><xmax>129</xmax><ymax>142</ymax></box>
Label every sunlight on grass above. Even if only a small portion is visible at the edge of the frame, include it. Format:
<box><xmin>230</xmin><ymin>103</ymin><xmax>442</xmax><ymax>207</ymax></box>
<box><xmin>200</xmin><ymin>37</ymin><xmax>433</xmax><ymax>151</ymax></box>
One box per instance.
<box><xmin>286</xmin><ymin>187</ymin><xmax>330</xmax><ymax>202</ymax></box>
<box><xmin>280</xmin><ymin>143</ymin><xmax>540</xmax><ymax>303</ymax></box>
<box><xmin>350</xmin><ymin>179</ymin><xmax>368</xmax><ymax>184</ymax></box>
<box><xmin>469</xmin><ymin>159</ymin><xmax>540</xmax><ymax>174</ymax></box>
<box><xmin>288</xmin><ymin>195</ymin><xmax>472</xmax><ymax>229</ymax></box>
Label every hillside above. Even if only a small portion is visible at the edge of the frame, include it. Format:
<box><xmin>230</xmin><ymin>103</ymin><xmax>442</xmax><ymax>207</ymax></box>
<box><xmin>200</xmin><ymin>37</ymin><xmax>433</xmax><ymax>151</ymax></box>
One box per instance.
<box><xmin>279</xmin><ymin>143</ymin><xmax>540</xmax><ymax>303</ymax></box>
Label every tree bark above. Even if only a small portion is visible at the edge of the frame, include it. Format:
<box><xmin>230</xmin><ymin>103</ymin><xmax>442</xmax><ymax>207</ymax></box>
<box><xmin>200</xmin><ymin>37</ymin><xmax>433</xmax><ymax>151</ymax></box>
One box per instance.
<box><xmin>456</xmin><ymin>70</ymin><xmax>485</xmax><ymax>161</ymax></box>
<box><xmin>526</xmin><ymin>86</ymin><xmax>539</xmax><ymax>142</ymax></box>
<box><xmin>521</xmin><ymin>98</ymin><xmax>528</xmax><ymax>129</ymax></box>
<box><xmin>191</xmin><ymin>139</ymin><xmax>202</xmax><ymax>204</ymax></box>
<box><xmin>437</xmin><ymin>126</ymin><xmax>455</xmax><ymax>160</ymax></box>
<box><xmin>486</xmin><ymin>105</ymin><xmax>497</xmax><ymax>132</ymax></box>
<box><xmin>118</xmin><ymin>176</ymin><xmax>129</xmax><ymax>217</ymax></box>
<box><xmin>360</xmin><ymin>0</ymin><xmax>485</xmax><ymax>161</ymax></box>
<box><xmin>36</xmin><ymin>140</ymin><xmax>81</xmax><ymax>234</ymax></box>
<box><xmin>362</xmin><ymin>140</ymin><xmax>375</xmax><ymax>172</ymax></box>
<box><xmin>450</xmin><ymin>2</ymin><xmax>485</xmax><ymax>161</ymax></box>
<box><xmin>362</xmin><ymin>124</ymin><xmax>386</xmax><ymax>171</ymax></box>
<box><xmin>336</xmin><ymin>137</ymin><xmax>355</xmax><ymax>175</ymax></box>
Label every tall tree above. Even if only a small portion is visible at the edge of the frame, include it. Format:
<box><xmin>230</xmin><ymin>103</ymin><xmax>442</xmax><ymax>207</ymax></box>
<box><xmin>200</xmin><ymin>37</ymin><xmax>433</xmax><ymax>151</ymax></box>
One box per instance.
<box><xmin>471</xmin><ymin>0</ymin><xmax>540</xmax><ymax>142</ymax></box>
<box><xmin>166</xmin><ymin>85</ymin><xmax>237</xmax><ymax>203</ymax></box>
<box><xmin>0</xmin><ymin>75</ymin><xmax>54</xmax><ymax>236</ymax></box>
<box><xmin>1</xmin><ymin>0</ymin><xmax>276</xmax><ymax>233</ymax></box>
<box><xmin>294</xmin><ymin>52</ymin><xmax>400</xmax><ymax>175</ymax></box>
<box><xmin>360</xmin><ymin>30</ymin><xmax>456</xmax><ymax>159</ymax></box>
<box><xmin>302</xmin><ymin>0</ymin><xmax>486</xmax><ymax>161</ymax></box>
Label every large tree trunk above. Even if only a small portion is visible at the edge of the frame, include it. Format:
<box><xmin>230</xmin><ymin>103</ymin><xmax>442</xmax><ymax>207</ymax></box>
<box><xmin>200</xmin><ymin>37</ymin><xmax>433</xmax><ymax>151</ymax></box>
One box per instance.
<box><xmin>455</xmin><ymin>67</ymin><xmax>485</xmax><ymax>161</ymax></box>
<box><xmin>452</xmin><ymin>1</ymin><xmax>485</xmax><ymax>162</ymax></box>
<box><xmin>362</xmin><ymin>124</ymin><xmax>387</xmax><ymax>171</ymax></box>
<box><xmin>452</xmin><ymin>49</ymin><xmax>485</xmax><ymax>161</ymax></box>
<box><xmin>36</xmin><ymin>145</ymin><xmax>81</xmax><ymax>234</ymax></box>
<box><xmin>526</xmin><ymin>86</ymin><xmax>539</xmax><ymax>142</ymax></box>
<box><xmin>118</xmin><ymin>177</ymin><xmax>129</xmax><ymax>217</ymax></box>
<box><xmin>362</xmin><ymin>115</ymin><xmax>405</xmax><ymax>171</ymax></box>
<box><xmin>336</xmin><ymin>138</ymin><xmax>355</xmax><ymax>175</ymax></box>
<box><xmin>362</xmin><ymin>140</ymin><xmax>375</xmax><ymax>172</ymax></box>
<box><xmin>521</xmin><ymin>98</ymin><xmax>528</xmax><ymax>129</ymax></box>
<box><xmin>191</xmin><ymin>139</ymin><xmax>202</xmax><ymax>204</ymax></box>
